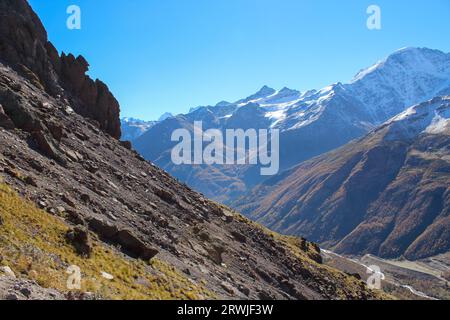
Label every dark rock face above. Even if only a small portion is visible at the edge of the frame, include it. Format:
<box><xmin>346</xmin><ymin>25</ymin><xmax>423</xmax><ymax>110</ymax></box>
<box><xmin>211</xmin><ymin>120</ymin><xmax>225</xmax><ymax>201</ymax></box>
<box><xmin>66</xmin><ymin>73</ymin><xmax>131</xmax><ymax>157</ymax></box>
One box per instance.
<box><xmin>58</xmin><ymin>53</ymin><xmax>121</xmax><ymax>139</ymax></box>
<box><xmin>0</xmin><ymin>0</ymin><xmax>57</xmax><ymax>92</ymax></box>
<box><xmin>0</xmin><ymin>0</ymin><xmax>121</xmax><ymax>139</ymax></box>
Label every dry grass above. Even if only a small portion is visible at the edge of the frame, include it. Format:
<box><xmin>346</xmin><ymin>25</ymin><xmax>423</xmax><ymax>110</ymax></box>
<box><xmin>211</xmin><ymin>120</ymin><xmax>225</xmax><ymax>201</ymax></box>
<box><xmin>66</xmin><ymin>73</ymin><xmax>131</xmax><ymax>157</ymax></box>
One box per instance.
<box><xmin>0</xmin><ymin>182</ymin><xmax>213</xmax><ymax>300</ymax></box>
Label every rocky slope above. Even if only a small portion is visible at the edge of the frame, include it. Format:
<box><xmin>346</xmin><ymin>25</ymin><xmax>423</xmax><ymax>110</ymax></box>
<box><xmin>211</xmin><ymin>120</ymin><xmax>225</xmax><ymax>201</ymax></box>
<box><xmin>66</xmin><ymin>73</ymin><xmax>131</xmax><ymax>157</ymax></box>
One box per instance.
<box><xmin>133</xmin><ymin>48</ymin><xmax>450</xmax><ymax>203</ymax></box>
<box><xmin>0</xmin><ymin>0</ymin><xmax>121</xmax><ymax>139</ymax></box>
<box><xmin>0</xmin><ymin>0</ymin><xmax>383</xmax><ymax>300</ymax></box>
<box><xmin>235</xmin><ymin>97</ymin><xmax>450</xmax><ymax>260</ymax></box>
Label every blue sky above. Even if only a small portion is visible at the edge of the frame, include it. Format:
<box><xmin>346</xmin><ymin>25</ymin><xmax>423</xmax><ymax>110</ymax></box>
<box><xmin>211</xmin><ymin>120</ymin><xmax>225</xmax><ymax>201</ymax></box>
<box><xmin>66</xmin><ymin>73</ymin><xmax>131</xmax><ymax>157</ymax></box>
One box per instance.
<box><xmin>29</xmin><ymin>0</ymin><xmax>450</xmax><ymax>120</ymax></box>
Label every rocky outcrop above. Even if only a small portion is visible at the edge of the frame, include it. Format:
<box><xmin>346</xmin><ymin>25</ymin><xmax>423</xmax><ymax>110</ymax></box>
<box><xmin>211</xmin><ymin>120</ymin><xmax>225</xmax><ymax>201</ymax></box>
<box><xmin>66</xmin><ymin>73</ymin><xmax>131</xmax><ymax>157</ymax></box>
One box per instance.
<box><xmin>57</xmin><ymin>53</ymin><xmax>121</xmax><ymax>139</ymax></box>
<box><xmin>87</xmin><ymin>217</ymin><xmax>159</xmax><ymax>260</ymax></box>
<box><xmin>0</xmin><ymin>0</ymin><xmax>120</xmax><ymax>139</ymax></box>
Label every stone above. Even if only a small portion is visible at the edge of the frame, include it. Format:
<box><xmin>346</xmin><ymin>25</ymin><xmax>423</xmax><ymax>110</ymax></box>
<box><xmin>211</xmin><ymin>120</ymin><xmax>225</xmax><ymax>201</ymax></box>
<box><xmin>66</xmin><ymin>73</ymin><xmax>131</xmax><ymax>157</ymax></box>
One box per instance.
<box><xmin>46</xmin><ymin>121</ymin><xmax>64</xmax><ymax>142</ymax></box>
<box><xmin>66</xmin><ymin>210</ymin><xmax>85</xmax><ymax>226</ymax></box>
<box><xmin>220</xmin><ymin>282</ymin><xmax>235</xmax><ymax>295</ymax></box>
<box><xmin>116</xmin><ymin>229</ymin><xmax>159</xmax><ymax>261</ymax></box>
<box><xmin>66</xmin><ymin>226</ymin><xmax>92</xmax><ymax>257</ymax></box>
<box><xmin>101</xmin><ymin>271</ymin><xmax>114</xmax><ymax>280</ymax></box>
<box><xmin>238</xmin><ymin>284</ymin><xmax>250</xmax><ymax>296</ymax></box>
<box><xmin>231</xmin><ymin>231</ymin><xmax>246</xmax><ymax>243</ymax></box>
<box><xmin>154</xmin><ymin>188</ymin><xmax>176</xmax><ymax>204</ymax></box>
<box><xmin>222</xmin><ymin>211</ymin><xmax>234</xmax><ymax>223</ymax></box>
<box><xmin>32</xmin><ymin>130</ymin><xmax>65</xmax><ymax>164</ymax></box>
<box><xmin>20</xmin><ymin>287</ymin><xmax>32</xmax><ymax>298</ymax></box>
<box><xmin>87</xmin><ymin>216</ymin><xmax>159</xmax><ymax>260</ymax></box>
<box><xmin>24</xmin><ymin>175</ymin><xmax>37</xmax><ymax>187</ymax></box>
<box><xmin>80</xmin><ymin>193</ymin><xmax>91</xmax><ymax>203</ymax></box>
<box><xmin>81</xmin><ymin>292</ymin><xmax>95</xmax><ymax>300</ymax></box>
<box><xmin>5</xmin><ymin>293</ymin><xmax>19</xmax><ymax>300</ymax></box>
<box><xmin>88</xmin><ymin>217</ymin><xmax>119</xmax><ymax>239</ymax></box>
<box><xmin>62</xmin><ymin>194</ymin><xmax>76</xmax><ymax>208</ymax></box>
<box><xmin>0</xmin><ymin>266</ymin><xmax>16</xmax><ymax>278</ymax></box>
<box><xmin>120</xmin><ymin>140</ymin><xmax>132</xmax><ymax>150</ymax></box>
<box><xmin>56</xmin><ymin>206</ymin><xmax>66</xmax><ymax>214</ymax></box>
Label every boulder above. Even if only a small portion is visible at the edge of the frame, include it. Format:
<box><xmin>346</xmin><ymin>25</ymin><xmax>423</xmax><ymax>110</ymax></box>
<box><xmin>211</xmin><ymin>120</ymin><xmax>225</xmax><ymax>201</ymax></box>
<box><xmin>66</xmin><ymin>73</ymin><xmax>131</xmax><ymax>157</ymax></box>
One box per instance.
<box><xmin>24</xmin><ymin>175</ymin><xmax>37</xmax><ymax>187</ymax></box>
<box><xmin>116</xmin><ymin>229</ymin><xmax>159</xmax><ymax>261</ymax></box>
<box><xmin>230</xmin><ymin>231</ymin><xmax>247</xmax><ymax>243</ymax></box>
<box><xmin>87</xmin><ymin>217</ymin><xmax>158</xmax><ymax>261</ymax></box>
<box><xmin>0</xmin><ymin>266</ymin><xmax>16</xmax><ymax>278</ymax></box>
<box><xmin>88</xmin><ymin>217</ymin><xmax>119</xmax><ymax>239</ymax></box>
<box><xmin>46</xmin><ymin>121</ymin><xmax>64</xmax><ymax>142</ymax></box>
<box><xmin>120</xmin><ymin>140</ymin><xmax>132</xmax><ymax>150</ymax></box>
<box><xmin>154</xmin><ymin>188</ymin><xmax>176</xmax><ymax>204</ymax></box>
<box><xmin>32</xmin><ymin>130</ymin><xmax>66</xmax><ymax>164</ymax></box>
<box><xmin>66</xmin><ymin>210</ymin><xmax>85</xmax><ymax>226</ymax></box>
<box><xmin>66</xmin><ymin>226</ymin><xmax>93</xmax><ymax>257</ymax></box>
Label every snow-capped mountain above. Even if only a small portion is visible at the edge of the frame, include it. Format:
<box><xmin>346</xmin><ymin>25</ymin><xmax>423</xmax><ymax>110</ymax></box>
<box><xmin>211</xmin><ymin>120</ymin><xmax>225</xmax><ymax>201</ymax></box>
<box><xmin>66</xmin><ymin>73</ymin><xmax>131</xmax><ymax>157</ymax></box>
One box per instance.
<box><xmin>234</xmin><ymin>96</ymin><xmax>450</xmax><ymax>260</ymax></box>
<box><xmin>158</xmin><ymin>112</ymin><xmax>174</xmax><ymax>122</ymax></box>
<box><xmin>120</xmin><ymin>117</ymin><xmax>156</xmax><ymax>141</ymax></box>
<box><xmin>121</xmin><ymin>113</ymin><xmax>175</xmax><ymax>141</ymax></box>
<box><xmin>132</xmin><ymin>47</ymin><xmax>450</xmax><ymax>203</ymax></box>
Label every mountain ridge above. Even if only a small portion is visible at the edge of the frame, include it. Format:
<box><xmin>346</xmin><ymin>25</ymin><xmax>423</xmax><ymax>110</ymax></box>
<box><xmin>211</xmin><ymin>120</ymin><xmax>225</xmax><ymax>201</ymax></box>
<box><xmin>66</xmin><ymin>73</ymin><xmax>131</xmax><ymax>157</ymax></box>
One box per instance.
<box><xmin>234</xmin><ymin>96</ymin><xmax>450</xmax><ymax>260</ymax></box>
<box><xmin>0</xmin><ymin>0</ymin><xmax>383</xmax><ymax>300</ymax></box>
<box><xmin>133</xmin><ymin>47</ymin><xmax>450</xmax><ymax>203</ymax></box>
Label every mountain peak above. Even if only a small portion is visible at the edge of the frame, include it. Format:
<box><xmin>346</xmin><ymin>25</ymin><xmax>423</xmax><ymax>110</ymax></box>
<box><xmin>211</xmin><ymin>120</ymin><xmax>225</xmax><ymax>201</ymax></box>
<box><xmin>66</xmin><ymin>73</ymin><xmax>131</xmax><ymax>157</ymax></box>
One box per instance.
<box><xmin>158</xmin><ymin>112</ymin><xmax>174</xmax><ymax>122</ymax></box>
<box><xmin>351</xmin><ymin>47</ymin><xmax>450</xmax><ymax>83</ymax></box>
<box><xmin>279</xmin><ymin>87</ymin><xmax>300</xmax><ymax>95</ymax></box>
<box><xmin>237</xmin><ymin>86</ymin><xmax>276</xmax><ymax>104</ymax></box>
<box><xmin>215</xmin><ymin>100</ymin><xmax>232</xmax><ymax>107</ymax></box>
<box><xmin>257</xmin><ymin>85</ymin><xmax>276</xmax><ymax>95</ymax></box>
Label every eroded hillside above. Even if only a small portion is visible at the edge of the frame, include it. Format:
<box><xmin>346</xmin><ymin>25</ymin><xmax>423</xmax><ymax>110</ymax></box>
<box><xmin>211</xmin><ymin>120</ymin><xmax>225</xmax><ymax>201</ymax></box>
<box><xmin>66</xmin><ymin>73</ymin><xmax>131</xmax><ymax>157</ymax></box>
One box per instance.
<box><xmin>0</xmin><ymin>0</ymin><xmax>384</xmax><ymax>300</ymax></box>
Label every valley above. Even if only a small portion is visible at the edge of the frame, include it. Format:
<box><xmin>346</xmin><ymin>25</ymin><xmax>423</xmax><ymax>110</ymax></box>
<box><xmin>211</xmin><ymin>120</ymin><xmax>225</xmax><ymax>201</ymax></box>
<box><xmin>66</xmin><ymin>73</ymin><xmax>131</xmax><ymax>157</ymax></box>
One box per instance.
<box><xmin>1</xmin><ymin>0</ymin><xmax>449</xmax><ymax>302</ymax></box>
<box><xmin>322</xmin><ymin>250</ymin><xmax>450</xmax><ymax>300</ymax></box>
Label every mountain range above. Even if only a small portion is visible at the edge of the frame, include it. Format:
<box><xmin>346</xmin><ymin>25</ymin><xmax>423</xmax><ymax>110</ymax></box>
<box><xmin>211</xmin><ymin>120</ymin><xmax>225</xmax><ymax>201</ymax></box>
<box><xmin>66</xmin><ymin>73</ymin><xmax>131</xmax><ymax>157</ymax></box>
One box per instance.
<box><xmin>0</xmin><ymin>0</ymin><xmax>383</xmax><ymax>300</ymax></box>
<box><xmin>235</xmin><ymin>96</ymin><xmax>450</xmax><ymax>260</ymax></box>
<box><xmin>131</xmin><ymin>47</ymin><xmax>450</xmax><ymax>204</ymax></box>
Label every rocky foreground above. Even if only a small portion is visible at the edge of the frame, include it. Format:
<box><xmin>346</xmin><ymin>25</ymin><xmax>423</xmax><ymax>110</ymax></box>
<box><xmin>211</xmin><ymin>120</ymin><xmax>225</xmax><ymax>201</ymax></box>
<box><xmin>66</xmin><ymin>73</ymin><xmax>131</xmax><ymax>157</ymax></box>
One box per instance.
<box><xmin>0</xmin><ymin>0</ymin><xmax>385</xmax><ymax>300</ymax></box>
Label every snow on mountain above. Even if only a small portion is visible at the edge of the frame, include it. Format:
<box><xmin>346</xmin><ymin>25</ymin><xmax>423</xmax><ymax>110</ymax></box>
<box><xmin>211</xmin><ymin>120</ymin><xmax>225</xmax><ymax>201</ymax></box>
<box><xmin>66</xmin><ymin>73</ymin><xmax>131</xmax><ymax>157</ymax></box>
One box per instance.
<box><xmin>132</xmin><ymin>47</ymin><xmax>450</xmax><ymax>203</ymax></box>
<box><xmin>257</xmin><ymin>47</ymin><xmax>450</xmax><ymax>132</ymax></box>
<box><xmin>234</xmin><ymin>95</ymin><xmax>450</xmax><ymax>260</ymax></box>
<box><xmin>384</xmin><ymin>96</ymin><xmax>450</xmax><ymax>140</ymax></box>
<box><xmin>175</xmin><ymin>47</ymin><xmax>450</xmax><ymax>135</ymax></box>
<box><xmin>158</xmin><ymin>112</ymin><xmax>174</xmax><ymax>121</ymax></box>
<box><xmin>347</xmin><ymin>47</ymin><xmax>450</xmax><ymax>123</ymax></box>
<box><xmin>236</xmin><ymin>85</ymin><xmax>277</xmax><ymax>105</ymax></box>
<box><xmin>121</xmin><ymin>117</ymin><xmax>156</xmax><ymax>141</ymax></box>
